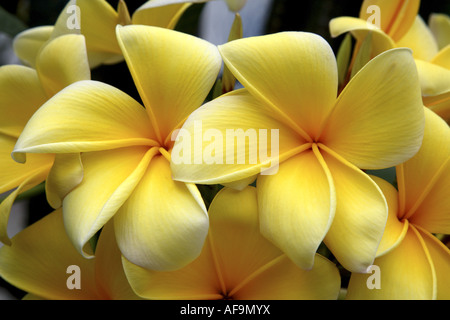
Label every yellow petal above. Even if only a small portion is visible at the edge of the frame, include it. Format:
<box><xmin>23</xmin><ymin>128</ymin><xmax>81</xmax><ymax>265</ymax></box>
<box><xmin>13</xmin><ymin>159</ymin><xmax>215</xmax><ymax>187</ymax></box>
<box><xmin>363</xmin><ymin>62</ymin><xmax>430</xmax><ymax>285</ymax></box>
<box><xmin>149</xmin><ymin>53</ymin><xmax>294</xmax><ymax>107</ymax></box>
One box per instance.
<box><xmin>399</xmin><ymin>108</ymin><xmax>450</xmax><ymax>233</ymax></box>
<box><xmin>0</xmin><ymin>170</ymin><xmax>49</xmax><ymax>245</ymax></box>
<box><xmin>257</xmin><ymin>148</ymin><xmax>335</xmax><ymax>270</ymax></box>
<box><xmin>370</xmin><ymin>175</ymin><xmax>408</xmax><ymax>257</ymax></box>
<box><xmin>0</xmin><ymin>65</ymin><xmax>47</xmax><ymax>138</ymax></box>
<box><xmin>93</xmin><ymin>221</ymin><xmax>142</xmax><ymax>300</ymax></box>
<box><xmin>346</xmin><ymin>225</ymin><xmax>436</xmax><ymax>300</ymax></box>
<box><xmin>208</xmin><ymin>187</ymin><xmax>340</xmax><ymax>300</ymax></box>
<box><xmin>62</xmin><ymin>146</ymin><xmax>157</xmax><ymax>258</ymax></box>
<box><xmin>13</xmin><ymin>26</ymin><xmax>53</xmax><ymax>67</ymax></box>
<box><xmin>415</xmin><ymin>58</ymin><xmax>450</xmax><ymax>96</ymax></box>
<box><xmin>171</xmin><ymin>89</ymin><xmax>304</xmax><ymax>186</ymax></box>
<box><xmin>321</xmin><ymin>48</ymin><xmax>424</xmax><ymax>170</ymax></box>
<box><xmin>36</xmin><ymin>34</ymin><xmax>90</xmax><ymax>97</ymax></box>
<box><xmin>0</xmin><ymin>134</ymin><xmax>53</xmax><ymax>194</ymax></box>
<box><xmin>429</xmin><ymin>13</ymin><xmax>450</xmax><ymax>50</ymax></box>
<box><xmin>116</xmin><ymin>25</ymin><xmax>222</xmax><ymax>142</ymax></box>
<box><xmin>320</xmin><ymin>147</ymin><xmax>388</xmax><ymax>273</ymax></box>
<box><xmin>359</xmin><ymin>0</ymin><xmax>420</xmax><ymax>41</ymax></box>
<box><xmin>131</xmin><ymin>1</ymin><xmax>191</xmax><ymax>29</ymax></box>
<box><xmin>45</xmin><ymin>153</ymin><xmax>83</xmax><ymax>209</ymax></box>
<box><xmin>13</xmin><ymin>80</ymin><xmax>158</xmax><ymax>163</ymax></box>
<box><xmin>114</xmin><ymin>156</ymin><xmax>209</xmax><ymax>271</ymax></box>
<box><xmin>415</xmin><ymin>226</ymin><xmax>450</xmax><ymax>300</ymax></box>
<box><xmin>431</xmin><ymin>45</ymin><xmax>450</xmax><ymax>69</ymax></box>
<box><xmin>396</xmin><ymin>15</ymin><xmax>439</xmax><ymax>61</ymax></box>
<box><xmin>329</xmin><ymin>17</ymin><xmax>396</xmax><ymax>56</ymax></box>
<box><xmin>423</xmin><ymin>91</ymin><xmax>450</xmax><ymax>123</ymax></box>
<box><xmin>219</xmin><ymin>32</ymin><xmax>338</xmax><ymax>140</ymax></box>
<box><xmin>0</xmin><ymin>210</ymin><xmax>99</xmax><ymax>300</ymax></box>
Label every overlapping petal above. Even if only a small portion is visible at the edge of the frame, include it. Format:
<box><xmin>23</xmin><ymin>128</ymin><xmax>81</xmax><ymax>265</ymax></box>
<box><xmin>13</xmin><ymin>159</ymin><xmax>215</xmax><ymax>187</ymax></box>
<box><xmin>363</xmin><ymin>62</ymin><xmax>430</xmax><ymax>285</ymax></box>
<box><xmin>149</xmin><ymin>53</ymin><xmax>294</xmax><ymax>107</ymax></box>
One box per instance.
<box><xmin>218</xmin><ymin>32</ymin><xmax>338</xmax><ymax>140</ymax></box>
<box><xmin>346</xmin><ymin>225</ymin><xmax>436</xmax><ymax>300</ymax></box>
<box><xmin>116</xmin><ymin>25</ymin><xmax>222</xmax><ymax>142</ymax></box>
<box><xmin>257</xmin><ymin>150</ymin><xmax>335</xmax><ymax>270</ymax></box>
<box><xmin>131</xmin><ymin>1</ymin><xmax>192</xmax><ymax>29</ymax></box>
<box><xmin>171</xmin><ymin>89</ymin><xmax>304</xmax><ymax>185</ymax></box>
<box><xmin>36</xmin><ymin>34</ymin><xmax>90</xmax><ymax>97</ymax></box>
<box><xmin>398</xmin><ymin>108</ymin><xmax>450</xmax><ymax>233</ymax></box>
<box><xmin>321</xmin><ymin>48</ymin><xmax>424</xmax><ymax>170</ymax></box>
<box><xmin>62</xmin><ymin>146</ymin><xmax>157</xmax><ymax>258</ymax></box>
<box><xmin>12</xmin><ymin>80</ymin><xmax>158</xmax><ymax>163</ymax></box>
<box><xmin>429</xmin><ymin>13</ymin><xmax>450</xmax><ymax>50</ymax></box>
<box><xmin>12</xmin><ymin>26</ymin><xmax>53</xmax><ymax>68</ymax></box>
<box><xmin>320</xmin><ymin>147</ymin><xmax>387</xmax><ymax>273</ymax></box>
<box><xmin>114</xmin><ymin>156</ymin><xmax>209</xmax><ymax>271</ymax></box>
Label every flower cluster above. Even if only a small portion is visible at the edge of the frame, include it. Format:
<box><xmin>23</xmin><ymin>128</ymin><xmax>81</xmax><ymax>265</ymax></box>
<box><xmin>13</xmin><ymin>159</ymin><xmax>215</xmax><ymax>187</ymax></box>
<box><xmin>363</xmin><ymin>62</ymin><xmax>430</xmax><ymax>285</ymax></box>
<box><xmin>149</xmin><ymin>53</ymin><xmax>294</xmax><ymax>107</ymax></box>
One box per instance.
<box><xmin>0</xmin><ymin>0</ymin><xmax>449</xmax><ymax>300</ymax></box>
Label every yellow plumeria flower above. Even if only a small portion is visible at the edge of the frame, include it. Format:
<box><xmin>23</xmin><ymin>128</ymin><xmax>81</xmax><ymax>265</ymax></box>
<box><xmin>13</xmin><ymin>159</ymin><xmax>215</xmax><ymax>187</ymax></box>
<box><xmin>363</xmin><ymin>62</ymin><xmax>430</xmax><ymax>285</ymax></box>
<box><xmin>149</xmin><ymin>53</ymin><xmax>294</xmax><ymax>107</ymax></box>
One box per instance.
<box><xmin>346</xmin><ymin>108</ymin><xmax>450</xmax><ymax>300</ymax></box>
<box><xmin>12</xmin><ymin>26</ymin><xmax>222</xmax><ymax>272</ymax></box>
<box><xmin>13</xmin><ymin>0</ymin><xmax>192</xmax><ymax>68</ymax></box>
<box><xmin>0</xmin><ymin>209</ymin><xmax>141</xmax><ymax>300</ymax></box>
<box><xmin>330</xmin><ymin>0</ymin><xmax>450</xmax><ymax>121</ymax></box>
<box><xmin>171</xmin><ymin>32</ymin><xmax>425</xmax><ymax>273</ymax></box>
<box><xmin>122</xmin><ymin>186</ymin><xmax>341</xmax><ymax>300</ymax></box>
<box><xmin>0</xmin><ymin>34</ymin><xmax>90</xmax><ymax>245</ymax></box>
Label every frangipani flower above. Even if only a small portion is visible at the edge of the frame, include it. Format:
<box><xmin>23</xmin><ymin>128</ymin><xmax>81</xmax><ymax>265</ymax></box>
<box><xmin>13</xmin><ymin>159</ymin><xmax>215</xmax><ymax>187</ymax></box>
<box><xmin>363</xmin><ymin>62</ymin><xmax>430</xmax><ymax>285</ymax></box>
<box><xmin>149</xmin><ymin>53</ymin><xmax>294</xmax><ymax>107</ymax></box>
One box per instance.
<box><xmin>171</xmin><ymin>32</ymin><xmax>425</xmax><ymax>273</ymax></box>
<box><xmin>13</xmin><ymin>0</ymin><xmax>192</xmax><ymax>68</ymax></box>
<box><xmin>0</xmin><ymin>33</ymin><xmax>90</xmax><ymax>244</ymax></box>
<box><xmin>0</xmin><ymin>209</ymin><xmax>141</xmax><ymax>300</ymax></box>
<box><xmin>122</xmin><ymin>186</ymin><xmax>341</xmax><ymax>300</ymax></box>
<box><xmin>330</xmin><ymin>0</ymin><xmax>450</xmax><ymax>120</ymax></box>
<box><xmin>12</xmin><ymin>26</ymin><xmax>222</xmax><ymax>271</ymax></box>
<box><xmin>346</xmin><ymin>108</ymin><xmax>450</xmax><ymax>300</ymax></box>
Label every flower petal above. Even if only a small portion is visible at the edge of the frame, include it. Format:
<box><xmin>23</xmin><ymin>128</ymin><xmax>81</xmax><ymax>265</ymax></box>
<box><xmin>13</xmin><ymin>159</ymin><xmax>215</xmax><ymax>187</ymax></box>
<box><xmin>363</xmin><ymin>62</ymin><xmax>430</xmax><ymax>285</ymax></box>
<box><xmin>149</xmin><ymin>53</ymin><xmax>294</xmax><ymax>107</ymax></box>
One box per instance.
<box><xmin>415</xmin><ymin>59</ymin><xmax>450</xmax><ymax>96</ymax></box>
<box><xmin>432</xmin><ymin>45</ymin><xmax>450</xmax><ymax>69</ymax></box>
<box><xmin>329</xmin><ymin>17</ymin><xmax>395</xmax><ymax>56</ymax></box>
<box><xmin>36</xmin><ymin>34</ymin><xmax>90</xmax><ymax>97</ymax></box>
<box><xmin>13</xmin><ymin>26</ymin><xmax>53</xmax><ymax>67</ymax></box>
<box><xmin>257</xmin><ymin>149</ymin><xmax>335</xmax><ymax>270</ymax></box>
<box><xmin>396</xmin><ymin>15</ymin><xmax>439</xmax><ymax>61</ymax></box>
<box><xmin>429</xmin><ymin>13</ymin><xmax>450</xmax><ymax>50</ymax></box>
<box><xmin>207</xmin><ymin>187</ymin><xmax>340</xmax><ymax>300</ymax></box>
<box><xmin>116</xmin><ymin>25</ymin><xmax>222</xmax><ymax>142</ymax></box>
<box><xmin>0</xmin><ymin>210</ymin><xmax>99</xmax><ymax>300</ymax></box>
<box><xmin>370</xmin><ymin>175</ymin><xmax>408</xmax><ymax>257</ymax></box>
<box><xmin>0</xmin><ymin>65</ymin><xmax>47</xmax><ymax>138</ymax></box>
<box><xmin>423</xmin><ymin>91</ymin><xmax>450</xmax><ymax>123</ymax></box>
<box><xmin>346</xmin><ymin>225</ymin><xmax>436</xmax><ymax>300</ymax></box>
<box><xmin>321</xmin><ymin>48</ymin><xmax>425</xmax><ymax>169</ymax></box>
<box><xmin>13</xmin><ymin>80</ymin><xmax>157</xmax><ymax>163</ymax></box>
<box><xmin>399</xmin><ymin>108</ymin><xmax>450</xmax><ymax>233</ymax></box>
<box><xmin>218</xmin><ymin>32</ymin><xmax>338</xmax><ymax>140</ymax></box>
<box><xmin>114</xmin><ymin>156</ymin><xmax>209</xmax><ymax>271</ymax></box>
<box><xmin>320</xmin><ymin>147</ymin><xmax>388</xmax><ymax>273</ymax></box>
<box><xmin>62</xmin><ymin>146</ymin><xmax>157</xmax><ymax>258</ymax></box>
<box><xmin>415</xmin><ymin>226</ymin><xmax>450</xmax><ymax>300</ymax></box>
<box><xmin>93</xmin><ymin>221</ymin><xmax>142</xmax><ymax>300</ymax></box>
<box><xmin>359</xmin><ymin>0</ymin><xmax>420</xmax><ymax>41</ymax></box>
<box><xmin>171</xmin><ymin>89</ymin><xmax>304</xmax><ymax>186</ymax></box>
<box><xmin>45</xmin><ymin>153</ymin><xmax>83</xmax><ymax>209</ymax></box>
<box><xmin>131</xmin><ymin>1</ymin><xmax>191</xmax><ymax>29</ymax></box>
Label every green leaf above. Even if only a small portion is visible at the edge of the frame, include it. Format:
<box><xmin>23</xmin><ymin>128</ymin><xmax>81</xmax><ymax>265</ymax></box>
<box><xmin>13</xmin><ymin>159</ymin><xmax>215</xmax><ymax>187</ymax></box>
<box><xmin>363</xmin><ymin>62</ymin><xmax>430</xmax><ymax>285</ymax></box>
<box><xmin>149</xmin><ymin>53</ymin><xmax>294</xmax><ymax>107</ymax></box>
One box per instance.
<box><xmin>350</xmin><ymin>31</ymin><xmax>373</xmax><ymax>79</ymax></box>
<box><xmin>336</xmin><ymin>33</ymin><xmax>352</xmax><ymax>87</ymax></box>
<box><xmin>0</xmin><ymin>6</ymin><xmax>28</xmax><ymax>37</ymax></box>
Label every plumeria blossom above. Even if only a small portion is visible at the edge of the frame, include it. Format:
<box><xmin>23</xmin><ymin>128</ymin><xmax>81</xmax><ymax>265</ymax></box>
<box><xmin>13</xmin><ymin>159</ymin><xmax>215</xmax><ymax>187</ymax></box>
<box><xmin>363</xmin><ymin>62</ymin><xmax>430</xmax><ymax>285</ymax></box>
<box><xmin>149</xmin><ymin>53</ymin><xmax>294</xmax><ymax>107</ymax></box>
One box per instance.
<box><xmin>122</xmin><ymin>186</ymin><xmax>341</xmax><ymax>300</ymax></box>
<box><xmin>329</xmin><ymin>0</ymin><xmax>450</xmax><ymax>121</ymax></box>
<box><xmin>0</xmin><ymin>209</ymin><xmax>141</xmax><ymax>300</ymax></box>
<box><xmin>0</xmin><ymin>33</ymin><xmax>90</xmax><ymax>245</ymax></box>
<box><xmin>346</xmin><ymin>108</ymin><xmax>450</xmax><ymax>300</ymax></box>
<box><xmin>12</xmin><ymin>26</ymin><xmax>222</xmax><ymax>271</ymax></box>
<box><xmin>171</xmin><ymin>31</ymin><xmax>425</xmax><ymax>273</ymax></box>
<box><xmin>13</xmin><ymin>0</ymin><xmax>192</xmax><ymax>68</ymax></box>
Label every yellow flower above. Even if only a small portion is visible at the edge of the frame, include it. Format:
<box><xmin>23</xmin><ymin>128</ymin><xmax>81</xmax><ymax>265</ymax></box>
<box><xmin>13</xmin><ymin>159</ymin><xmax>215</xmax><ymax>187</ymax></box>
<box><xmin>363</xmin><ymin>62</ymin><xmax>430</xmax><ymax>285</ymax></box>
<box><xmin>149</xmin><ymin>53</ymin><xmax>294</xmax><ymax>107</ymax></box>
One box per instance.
<box><xmin>13</xmin><ymin>0</ymin><xmax>192</xmax><ymax>68</ymax></box>
<box><xmin>0</xmin><ymin>34</ymin><xmax>90</xmax><ymax>244</ymax></box>
<box><xmin>330</xmin><ymin>0</ymin><xmax>450</xmax><ymax>121</ymax></box>
<box><xmin>122</xmin><ymin>186</ymin><xmax>341</xmax><ymax>300</ymax></box>
<box><xmin>12</xmin><ymin>26</ymin><xmax>222</xmax><ymax>271</ymax></box>
<box><xmin>0</xmin><ymin>209</ymin><xmax>141</xmax><ymax>300</ymax></box>
<box><xmin>171</xmin><ymin>32</ymin><xmax>425</xmax><ymax>273</ymax></box>
<box><xmin>346</xmin><ymin>108</ymin><xmax>450</xmax><ymax>300</ymax></box>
